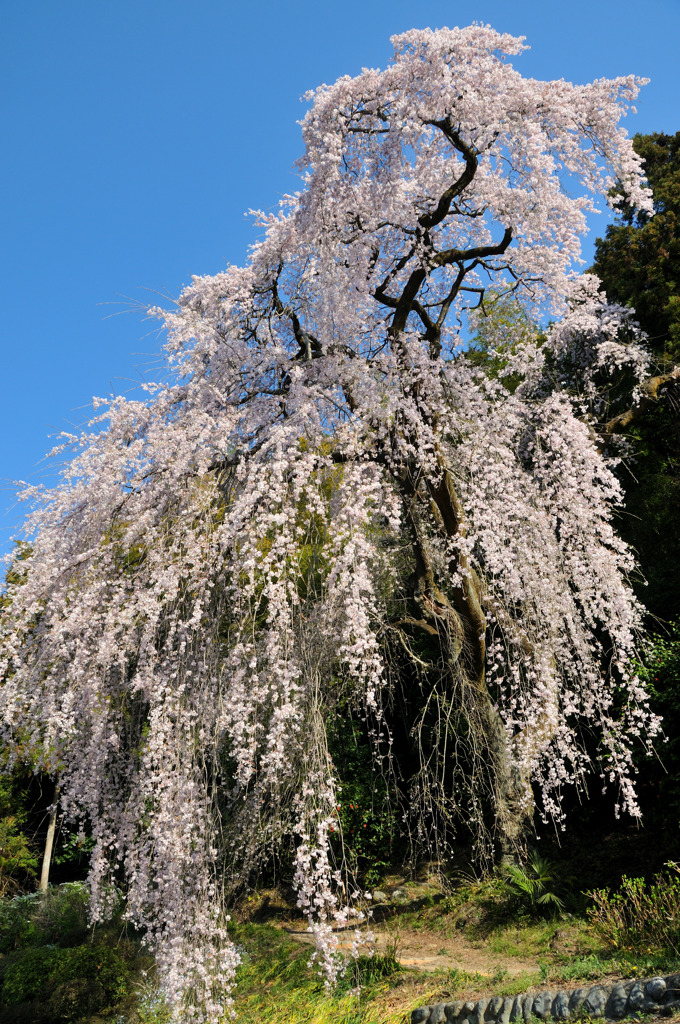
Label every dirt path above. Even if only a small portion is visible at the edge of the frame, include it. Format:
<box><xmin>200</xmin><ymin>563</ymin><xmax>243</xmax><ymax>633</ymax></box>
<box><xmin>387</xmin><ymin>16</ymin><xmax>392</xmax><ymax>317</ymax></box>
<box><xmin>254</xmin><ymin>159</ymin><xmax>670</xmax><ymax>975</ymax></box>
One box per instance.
<box><xmin>280</xmin><ymin>919</ymin><xmax>540</xmax><ymax>979</ymax></box>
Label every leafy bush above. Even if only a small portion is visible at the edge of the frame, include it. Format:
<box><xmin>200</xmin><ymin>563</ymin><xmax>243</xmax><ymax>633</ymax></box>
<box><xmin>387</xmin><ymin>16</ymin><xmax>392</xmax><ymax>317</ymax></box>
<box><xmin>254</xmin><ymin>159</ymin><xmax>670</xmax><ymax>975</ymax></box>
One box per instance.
<box><xmin>0</xmin><ymin>819</ymin><xmax>37</xmax><ymax>897</ymax></box>
<box><xmin>0</xmin><ymin>943</ymin><xmax>129</xmax><ymax>1022</ymax></box>
<box><xmin>0</xmin><ymin>767</ymin><xmax>38</xmax><ymax>897</ymax></box>
<box><xmin>588</xmin><ymin>866</ymin><xmax>680</xmax><ymax>953</ymax></box>
<box><xmin>0</xmin><ymin>882</ymin><xmax>89</xmax><ymax>953</ymax></box>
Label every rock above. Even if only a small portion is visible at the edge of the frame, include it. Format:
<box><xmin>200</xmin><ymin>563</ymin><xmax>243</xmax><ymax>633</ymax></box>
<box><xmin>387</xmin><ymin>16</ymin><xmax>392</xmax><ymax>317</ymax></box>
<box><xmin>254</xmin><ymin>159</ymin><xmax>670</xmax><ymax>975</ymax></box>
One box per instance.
<box><xmin>532</xmin><ymin>991</ymin><xmax>555</xmax><ymax>1019</ymax></box>
<box><xmin>552</xmin><ymin>990</ymin><xmax>571</xmax><ymax>1019</ymax></box>
<box><xmin>583</xmin><ymin>985</ymin><xmax>609</xmax><ymax>1017</ymax></box>
<box><xmin>605</xmin><ymin>982</ymin><xmax>629</xmax><ymax>1018</ymax></box>
<box><xmin>628</xmin><ymin>981</ymin><xmax>646</xmax><ymax>1011</ymax></box>
<box><xmin>444</xmin><ymin>1000</ymin><xmax>463</xmax><ymax>1021</ymax></box>
<box><xmin>471</xmin><ymin>998</ymin><xmax>488</xmax><ymax>1024</ymax></box>
<box><xmin>522</xmin><ymin>994</ymin><xmax>534</xmax><ymax>1023</ymax></box>
<box><xmin>509</xmin><ymin>995</ymin><xmax>524</xmax><ymax>1022</ymax></box>
<box><xmin>430</xmin><ymin>1004</ymin><xmax>447</xmax><ymax>1023</ymax></box>
<box><xmin>392</xmin><ymin>887</ymin><xmax>409</xmax><ymax>902</ymax></box>
<box><xmin>498</xmin><ymin>996</ymin><xmax>514</xmax><ymax>1024</ymax></box>
<box><xmin>485</xmin><ymin>996</ymin><xmax>504</xmax><ymax>1020</ymax></box>
<box><xmin>412</xmin><ymin>1009</ymin><xmax>430</xmax><ymax>1024</ymax></box>
<box><xmin>646</xmin><ymin>977</ymin><xmax>667</xmax><ymax>1002</ymax></box>
<box><xmin>568</xmin><ymin>987</ymin><xmax>589</xmax><ymax>1014</ymax></box>
<box><xmin>665</xmin><ymin>973</ymin><xmax>680</xmax><ymax>998</ymax></box>
<box><xmin>372</xmin><ymin>890</ymin><xmax>389</xmax><ymax>903</ymax></box>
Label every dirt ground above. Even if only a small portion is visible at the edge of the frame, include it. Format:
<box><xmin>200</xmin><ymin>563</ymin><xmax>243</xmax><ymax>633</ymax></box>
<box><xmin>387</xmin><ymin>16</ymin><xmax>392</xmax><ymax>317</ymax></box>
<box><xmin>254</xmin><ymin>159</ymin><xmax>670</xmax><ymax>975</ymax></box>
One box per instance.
<box><xmin>280</xmin><ymin>917</ymin><xmax>540</xmax><ymax>978</ymax></box>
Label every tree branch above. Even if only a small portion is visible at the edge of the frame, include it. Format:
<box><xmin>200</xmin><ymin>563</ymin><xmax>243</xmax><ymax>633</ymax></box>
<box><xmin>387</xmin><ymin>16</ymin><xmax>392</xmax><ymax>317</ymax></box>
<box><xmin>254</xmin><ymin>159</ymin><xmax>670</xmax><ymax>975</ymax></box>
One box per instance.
<box><xmin>419</xmin><ymin>119</ymin><xmax>479</xmax><ymax>230</ymax></box>
<box><xmin>602</xmin><ymin>366</ymin><xmax>680</xmax><ymax>438</ymax></box>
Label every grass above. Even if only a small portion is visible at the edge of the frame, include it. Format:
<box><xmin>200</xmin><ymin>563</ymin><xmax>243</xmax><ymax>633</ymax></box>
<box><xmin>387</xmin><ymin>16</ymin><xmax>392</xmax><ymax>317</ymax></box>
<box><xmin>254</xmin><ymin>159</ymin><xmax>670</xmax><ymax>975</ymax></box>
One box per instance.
<box><xmin>230</xmin><ymin>922</ymin><xmax>424</xmax><ymax>1024</ymax></box>
<box><xmin>2</xmin><ymin>871</ymin><xmax>680</xmax><ymax>1022</ymax></box>
<box><xmin>227</xmin><ymin>916</ymin><xmax>680</xmax><ymax>1024</ymax></box>
<box><xmin>227</xmin><ymin>897</ymin><xmax>680</xmax><ymax>1024</ymax></box>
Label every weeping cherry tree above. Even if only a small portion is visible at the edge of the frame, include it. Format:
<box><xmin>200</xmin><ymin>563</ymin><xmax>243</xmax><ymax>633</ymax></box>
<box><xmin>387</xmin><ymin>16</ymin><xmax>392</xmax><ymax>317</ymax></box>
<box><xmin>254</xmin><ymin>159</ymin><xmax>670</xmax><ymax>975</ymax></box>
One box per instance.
<box><xmin>0</xmin><ymin>24</ymin><xmax>664</xmax><ymax>1021</ymax></box>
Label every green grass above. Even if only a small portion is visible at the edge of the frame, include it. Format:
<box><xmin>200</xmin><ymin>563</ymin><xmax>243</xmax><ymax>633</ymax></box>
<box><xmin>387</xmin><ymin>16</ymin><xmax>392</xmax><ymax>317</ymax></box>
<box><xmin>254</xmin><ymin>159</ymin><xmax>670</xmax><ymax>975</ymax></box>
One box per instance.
<box><xmin>3</xmin><ymin>872</ymin><xmax>680</xmax><ymax>1023</ymax></box>
<box><xmin>230</xmin><ymin>922</ymin><xmax>474</xmax><ymax>1024</ymax></box>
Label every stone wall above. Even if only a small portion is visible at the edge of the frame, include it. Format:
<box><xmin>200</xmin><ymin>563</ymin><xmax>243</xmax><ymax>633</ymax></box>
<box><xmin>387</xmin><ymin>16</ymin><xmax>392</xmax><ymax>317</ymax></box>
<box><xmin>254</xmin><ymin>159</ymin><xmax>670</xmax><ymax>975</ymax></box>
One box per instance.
<box><xmin>411</xmin><ymin>973</ymin><xmax>680</xmax><ymax>1024</ymax></box>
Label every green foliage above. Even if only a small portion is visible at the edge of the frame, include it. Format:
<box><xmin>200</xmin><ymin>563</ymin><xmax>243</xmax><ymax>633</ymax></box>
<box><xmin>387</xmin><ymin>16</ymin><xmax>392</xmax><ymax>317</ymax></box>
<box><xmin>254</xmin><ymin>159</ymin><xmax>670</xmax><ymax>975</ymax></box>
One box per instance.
<box><xmin>130</xmin><ymin>986</ymin><xmax>172</xmax><ymax>1023</ymax></box>
<box><xmin>0</xmin><ymin>768</ymin><xmax>38</xmax><ymax>896</ymax></box>
<box><xmin>230</xmin><ymin>921</ymin><xmax>423</xmax><ymax>1024</ymax></box>
<box><xmin>0</xmin><ymin>883</ymin><xmax>145</xmax><ymax>1024</ymax></box>
<box><xmin>467</xmin><ymin>290</ymin><xmax>542</xmax><ymax>389</ymax></box>
<box><xmin>327</xmin><ymin>717</ymin><xmax>400</xmax><ymax>887</ymax></box>
<box><xmin>53</xmin><ymin>825</ymin><xmax>95</xmax><ymax>868</ymax></box>
<box><xmin>502</xmin><ymin>854</ymin><xmax>570</xmax><ymax>918</ymax></box>
<box><xmin>0</xmin><ymin>883</ymin><xmax>89</xmax><ymax>953</ymax></box>
<box><xmin>1</xmin><ymin>943</ymin><xmax>129</xmax><ymax>1007</ymax></box>
<box><xmin>339</xmin><ymin>941</ymin><xmax>402</xmax><ymax>992</ymax></box>
<box><xmin>588</xmin><ymin>866</ymin><xmax>680</xmax><ymax>954</ymax></box>
<box><xmin>636</xmin><ymin>621</ymin><xmax>680</xmax><ymax>818</ymax></box>
<box><xmin>0</xmin><ymin>820</ymin><xmax>37</xmax><ymax>897</ymax></box>
<box><xmin>593</xmin><ymin>132</ymin><xmax>680</xmax><ymax>362</ymax></box>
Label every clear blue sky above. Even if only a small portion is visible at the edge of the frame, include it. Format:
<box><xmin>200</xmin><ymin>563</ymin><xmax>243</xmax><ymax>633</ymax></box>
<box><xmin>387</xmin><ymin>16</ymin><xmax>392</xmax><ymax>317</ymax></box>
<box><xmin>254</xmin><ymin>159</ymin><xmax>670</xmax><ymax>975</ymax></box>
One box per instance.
<box><xmin>2</xmin><ymin>0</ymin><xmax>679</xmax><ymax>556</ymax></box>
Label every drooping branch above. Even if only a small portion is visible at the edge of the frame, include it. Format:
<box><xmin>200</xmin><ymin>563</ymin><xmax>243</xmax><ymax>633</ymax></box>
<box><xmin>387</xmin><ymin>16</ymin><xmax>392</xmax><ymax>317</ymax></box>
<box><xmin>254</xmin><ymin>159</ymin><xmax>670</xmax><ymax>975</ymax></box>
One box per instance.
<box><xmin>270</xmin><ymin>268</ymin><xmax>323</xmax><ymax>362</ymax></box>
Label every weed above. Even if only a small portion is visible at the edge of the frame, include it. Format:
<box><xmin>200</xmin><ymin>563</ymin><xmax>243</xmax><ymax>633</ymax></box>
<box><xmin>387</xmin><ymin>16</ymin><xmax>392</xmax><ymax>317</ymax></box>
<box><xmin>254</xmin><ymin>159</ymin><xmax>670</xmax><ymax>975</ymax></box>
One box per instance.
<box><xmin>342</xmin><ymin>947</ymin><xmax>402</xmax><ymax>991</ymax></box>
<box><xmin>588</xmin><ymin>866</ymin><xmax>680</xmax><ymax>954</ymax></box>
<box><xmin>491</xmin><ymin>964</ymin><xmax>509</xmax><ymax>985</ymax></box>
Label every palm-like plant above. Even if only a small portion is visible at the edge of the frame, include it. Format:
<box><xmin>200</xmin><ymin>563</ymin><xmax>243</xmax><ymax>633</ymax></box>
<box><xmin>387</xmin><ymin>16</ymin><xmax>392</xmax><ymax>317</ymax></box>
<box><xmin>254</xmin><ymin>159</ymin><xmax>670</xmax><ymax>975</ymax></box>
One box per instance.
<box><xmin>503</xmin><ymin>854</ymin><xmax>568</xmax><ymax>917</ymax></box>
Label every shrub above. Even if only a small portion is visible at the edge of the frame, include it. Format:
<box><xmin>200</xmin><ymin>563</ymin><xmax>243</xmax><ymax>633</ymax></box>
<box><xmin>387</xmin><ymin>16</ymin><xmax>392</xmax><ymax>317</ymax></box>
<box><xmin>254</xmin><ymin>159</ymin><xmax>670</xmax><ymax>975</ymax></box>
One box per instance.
<box><xmin>1</xmin><ymin>943</ymin><xmax>129</xmax><ymax>1021</ymax></box>
<box><xmin>0</xmin><ymin>818</ymin><xmax>37</xmax><ymax>898</ymax></box>
<box><xmin>0</xmin><ymin>882</ymin><xmax>89</xmax><ymax>953</ymax></box>
<box><xmin>502</xmin><ymin>854</ymin><xmax>570</xmax><ymax>918</ymax></box>
<box><xmin>588</xmin><ymin>865</ymin><xmax>680</xmax><ymax>953</ymax></box>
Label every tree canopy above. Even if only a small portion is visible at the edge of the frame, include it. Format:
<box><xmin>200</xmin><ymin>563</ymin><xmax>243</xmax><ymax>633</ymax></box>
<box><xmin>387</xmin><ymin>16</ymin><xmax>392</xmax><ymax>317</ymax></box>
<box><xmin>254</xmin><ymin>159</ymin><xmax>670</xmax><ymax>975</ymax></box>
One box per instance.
<box><xmin>0</xmin><ymin>25</ymin><xmax>662</xmax><ymax>1022</ymax></box>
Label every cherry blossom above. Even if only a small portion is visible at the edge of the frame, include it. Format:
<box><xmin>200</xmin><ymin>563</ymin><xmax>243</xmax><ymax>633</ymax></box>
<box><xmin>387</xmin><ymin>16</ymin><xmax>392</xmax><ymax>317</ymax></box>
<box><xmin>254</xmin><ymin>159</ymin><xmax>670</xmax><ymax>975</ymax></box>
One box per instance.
<box><xmin>0</xmin><ymin>24</ymin><xmax>660</xmax><ymax>1021</ymax></box>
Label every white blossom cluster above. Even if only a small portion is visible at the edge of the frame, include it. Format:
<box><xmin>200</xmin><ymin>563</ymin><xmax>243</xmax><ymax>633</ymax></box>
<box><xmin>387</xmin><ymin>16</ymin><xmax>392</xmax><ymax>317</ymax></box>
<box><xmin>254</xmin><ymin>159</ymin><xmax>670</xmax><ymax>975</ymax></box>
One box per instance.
<box><xmin>0</xmin><ymin>24</ymin><xmax>661</xmax><ymax>1021</ymax></box>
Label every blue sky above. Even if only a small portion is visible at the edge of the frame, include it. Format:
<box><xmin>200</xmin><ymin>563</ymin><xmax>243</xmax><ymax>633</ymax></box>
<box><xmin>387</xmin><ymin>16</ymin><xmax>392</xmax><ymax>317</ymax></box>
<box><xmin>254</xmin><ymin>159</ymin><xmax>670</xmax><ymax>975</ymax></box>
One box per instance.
<box><xmin>2</xmin><ymin>0</ymin><xmax>679</xmax><ymax>556</ymax></box>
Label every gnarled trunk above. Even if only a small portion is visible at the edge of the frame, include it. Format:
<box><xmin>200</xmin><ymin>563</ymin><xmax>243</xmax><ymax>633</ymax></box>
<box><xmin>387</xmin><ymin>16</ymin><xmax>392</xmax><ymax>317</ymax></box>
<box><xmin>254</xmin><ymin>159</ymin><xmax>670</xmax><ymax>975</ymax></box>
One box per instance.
<box><xmin>394</xmin><ymin>455</ymin><xmax>532</xmax><ymax>861</ymax></box>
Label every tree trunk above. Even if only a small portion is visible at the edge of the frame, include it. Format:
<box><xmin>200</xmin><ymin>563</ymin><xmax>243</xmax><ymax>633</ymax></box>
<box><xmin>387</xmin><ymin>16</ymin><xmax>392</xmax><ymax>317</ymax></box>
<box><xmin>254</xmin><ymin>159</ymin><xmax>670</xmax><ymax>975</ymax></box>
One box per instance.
<box><xmin>39</xmin><ymin>781</ymin><xmax>59</xmax><ymax>893</ymax></box>
<box><xmin>397</xmin><ymin>456</ymin><xmax>533</xmax><ymax>861</ymax></box>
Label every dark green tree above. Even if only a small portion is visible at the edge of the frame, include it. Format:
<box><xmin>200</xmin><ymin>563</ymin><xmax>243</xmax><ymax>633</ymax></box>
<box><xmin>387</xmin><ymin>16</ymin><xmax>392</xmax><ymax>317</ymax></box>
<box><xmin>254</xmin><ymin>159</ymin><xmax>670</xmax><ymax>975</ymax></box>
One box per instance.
<box><xmin>594</xmin><ymin>132</ymin><xmax>680</xmax><ymax>362</ymax></box>
<box><xmin>590</xmin><ymin>135</ymin><xmax>680</xmax><ymax>851</ymax></box>
<box><xmin>592</xmin><ymin>133</ymin><xmax>680</xmax><ymax>624</ymax></box>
